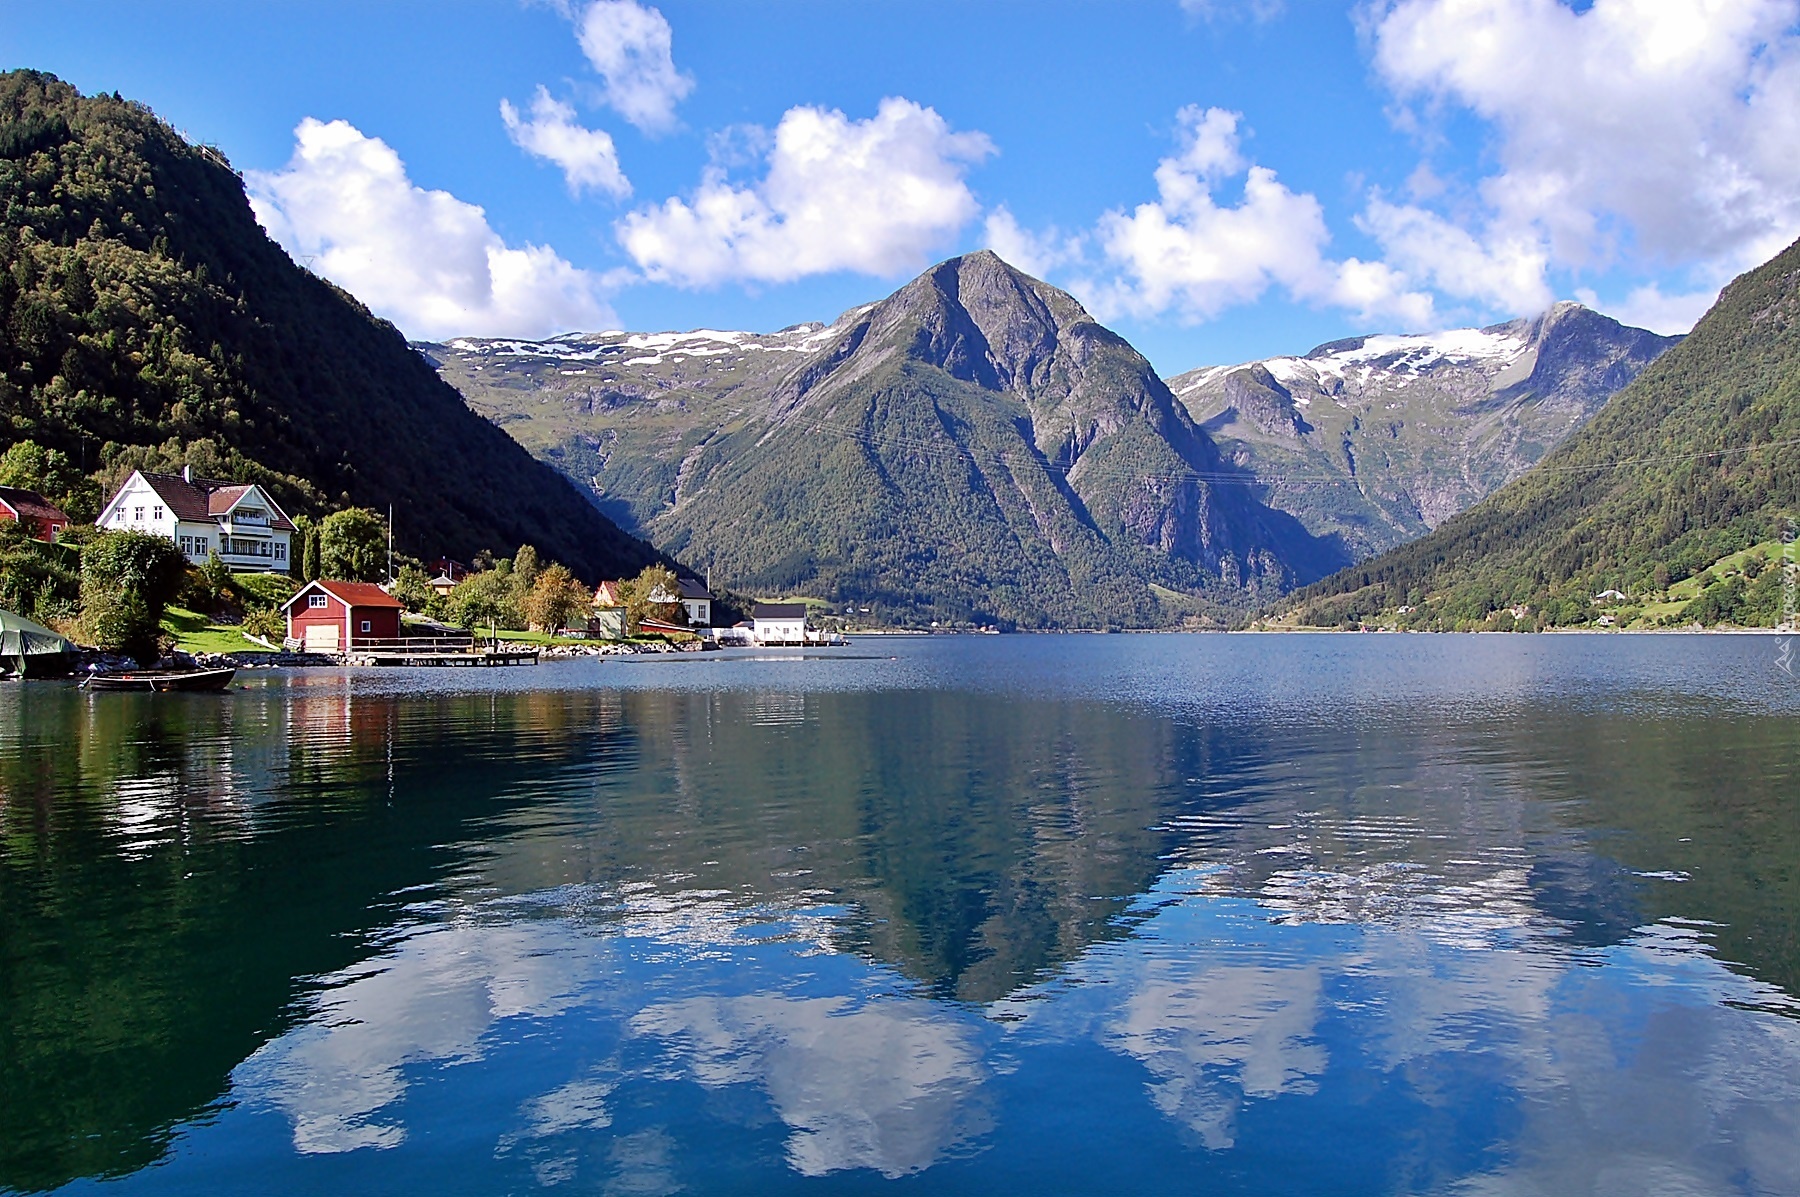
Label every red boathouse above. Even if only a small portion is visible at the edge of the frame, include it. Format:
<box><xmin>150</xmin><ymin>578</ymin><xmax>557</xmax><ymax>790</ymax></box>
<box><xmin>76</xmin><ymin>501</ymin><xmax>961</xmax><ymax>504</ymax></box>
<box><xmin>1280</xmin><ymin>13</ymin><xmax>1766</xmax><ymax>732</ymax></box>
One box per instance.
<box><xmin>282</xmin><ymin>580</ymin><xmax>404</xmax><ymax>652</ymax></box>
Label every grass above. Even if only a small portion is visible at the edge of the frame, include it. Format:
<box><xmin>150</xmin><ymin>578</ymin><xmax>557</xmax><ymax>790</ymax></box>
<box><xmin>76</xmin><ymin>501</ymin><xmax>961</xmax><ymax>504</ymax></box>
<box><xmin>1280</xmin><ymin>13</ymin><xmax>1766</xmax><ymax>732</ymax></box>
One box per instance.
<box><xmin>160</xmin><ymin>606</ymin><xmax>267</xmax><ymax>654</ymax></box>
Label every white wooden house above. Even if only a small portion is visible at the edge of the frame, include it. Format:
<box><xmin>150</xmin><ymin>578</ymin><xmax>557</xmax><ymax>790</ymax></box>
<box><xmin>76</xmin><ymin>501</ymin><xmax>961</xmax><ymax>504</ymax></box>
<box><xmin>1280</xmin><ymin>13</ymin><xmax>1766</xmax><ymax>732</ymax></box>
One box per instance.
<box><xmin>752</xmin><ymin>603</ymin><xmax>808</xmax><ymax>645</ymax></box>
<box><xmin>99</xmin><ymin>467</ymin><xmax>295</xmax><ymax>573</ymax></box>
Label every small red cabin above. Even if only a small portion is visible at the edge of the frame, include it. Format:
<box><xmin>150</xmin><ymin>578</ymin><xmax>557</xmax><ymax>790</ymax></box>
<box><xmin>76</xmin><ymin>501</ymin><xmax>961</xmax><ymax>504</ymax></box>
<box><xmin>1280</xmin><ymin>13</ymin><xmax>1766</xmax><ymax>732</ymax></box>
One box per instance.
<box><xmin>282</xmin><ymin>580</ymin><xmax>404</xmax><ymax>652</ymax></box>
<box><xmin>0</xmin><ymin>486</ymin><xmax>70</xmax><ymax>542</ymax></box>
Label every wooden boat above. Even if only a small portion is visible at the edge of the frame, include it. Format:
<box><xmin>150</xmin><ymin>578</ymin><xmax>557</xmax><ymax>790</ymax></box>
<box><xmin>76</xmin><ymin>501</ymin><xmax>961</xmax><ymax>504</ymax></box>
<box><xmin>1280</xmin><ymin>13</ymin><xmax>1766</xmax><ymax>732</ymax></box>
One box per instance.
<box><xmin>82</xmin><ymin>666</ymin><xmax>237</xmax><ymax>692</ymax></box>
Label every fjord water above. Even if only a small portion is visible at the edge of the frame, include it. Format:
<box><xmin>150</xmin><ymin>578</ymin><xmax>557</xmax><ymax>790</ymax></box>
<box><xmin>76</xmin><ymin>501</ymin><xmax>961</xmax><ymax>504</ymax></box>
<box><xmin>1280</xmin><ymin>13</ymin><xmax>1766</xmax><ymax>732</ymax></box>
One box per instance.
<box><xmin>3</xmin><ymin>637</ymin><xmax>1798</xmax><ymax>1196</ymax></box>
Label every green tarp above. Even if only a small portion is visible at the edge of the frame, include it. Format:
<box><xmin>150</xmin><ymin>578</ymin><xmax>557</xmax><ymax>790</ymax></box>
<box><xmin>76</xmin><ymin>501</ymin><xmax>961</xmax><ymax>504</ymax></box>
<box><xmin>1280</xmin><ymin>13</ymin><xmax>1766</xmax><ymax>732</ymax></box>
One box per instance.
<box><xmin>0</xmin><ymin>607</ymin><xmax>74</xmax><ymax>675</ymax></box>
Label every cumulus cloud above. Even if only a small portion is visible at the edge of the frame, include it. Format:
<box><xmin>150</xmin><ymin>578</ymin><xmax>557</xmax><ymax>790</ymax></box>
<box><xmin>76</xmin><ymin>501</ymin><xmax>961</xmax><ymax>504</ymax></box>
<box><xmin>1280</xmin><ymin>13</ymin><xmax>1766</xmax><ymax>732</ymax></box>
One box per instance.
<box><xmin>500</xmin><ymin>86</ymin><xmax>631</xmax><ymax>198</ymax></box>
<box><xmin>1357</xmin><ymin>197</ymin><xmax>1553</xmax><ymax>315</ymax></box>
<box><xmin>1079</xmin><ymin>106</ymin><xmax>1434</xmax><ymax>326</ymax></box>
<box><xmin>1085</xmin><ymin>107</ymin><xmax>1329</xmax><ymax>320</ymax></box>
<box><xmin>1574</xmin><ymin>282</ymin><xmax>1722</xmax><ymax>336</ymax></box>
<box><xmin>575</xmin><ymin>0</ymin><xmax>694</xmax><ymax>134</ymax></box>
<box><xmin>1367</xmin><ymin>0</ymin><xmax>1800</xmax><ymax>317</ymax></box>
<box><xmin>617</xmin><ymin>97</ymin><xmax>994</xmax><ymax>286</ymax></box>
<box><xmin>982</xmin><ymin>206</ymin><xmax>1082</xmax><ymax>280</ymax></box>
<box><xmin>249</xmin><ymin>118</ymin><xmax>614</xmax><ymax>340</ymax></box>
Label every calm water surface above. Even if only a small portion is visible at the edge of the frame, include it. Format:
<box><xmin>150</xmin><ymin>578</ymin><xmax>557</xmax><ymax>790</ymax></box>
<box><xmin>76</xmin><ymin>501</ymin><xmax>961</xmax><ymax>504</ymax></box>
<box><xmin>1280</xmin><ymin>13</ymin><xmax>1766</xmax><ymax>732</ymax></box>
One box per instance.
<box><xmin>2</xmin><ymin>635</ymin><xmax>1798</xmax><ymax>1195</ymax></box>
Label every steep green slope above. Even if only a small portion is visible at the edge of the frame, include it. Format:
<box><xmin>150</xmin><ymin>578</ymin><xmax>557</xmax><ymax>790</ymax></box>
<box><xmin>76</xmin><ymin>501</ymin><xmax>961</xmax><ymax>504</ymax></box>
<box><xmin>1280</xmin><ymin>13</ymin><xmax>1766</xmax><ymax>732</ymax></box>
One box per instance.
<box><xmin>1284</xmin><ymin>237</ymin><xmax>1800</xmax><ymax>629</ymax></box>
<box><xmin>0</xmin><ymin>70</ymin><xmax>656</xmax><ymax>579</ymax></box>
<box><xmin>436</xmin><ymin>253</ymin><xmax>1347</xmax><ymax>628</ymax></box>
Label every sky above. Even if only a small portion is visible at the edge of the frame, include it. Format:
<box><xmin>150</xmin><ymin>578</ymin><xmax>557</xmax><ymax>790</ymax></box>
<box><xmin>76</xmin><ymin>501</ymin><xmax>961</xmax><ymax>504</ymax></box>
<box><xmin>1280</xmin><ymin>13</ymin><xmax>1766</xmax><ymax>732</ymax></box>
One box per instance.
<box><xmin>6</xmin><ymin>0</ymin><xmax>1800</xmax><ymax>374</ymax></box>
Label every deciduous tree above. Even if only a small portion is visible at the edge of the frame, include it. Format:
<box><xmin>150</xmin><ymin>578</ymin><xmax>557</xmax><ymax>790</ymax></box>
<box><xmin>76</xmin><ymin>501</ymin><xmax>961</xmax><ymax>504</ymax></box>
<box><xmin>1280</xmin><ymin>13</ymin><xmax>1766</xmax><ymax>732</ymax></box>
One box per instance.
<box><xmin>318</xmin><ymin>508</ymin><xmax>387</xmax><ymax>582</ymax></box>
<box><xmin>524</xmin><ymin>562</ymin><xmax>589</xmax><ymax>634</ymax></box>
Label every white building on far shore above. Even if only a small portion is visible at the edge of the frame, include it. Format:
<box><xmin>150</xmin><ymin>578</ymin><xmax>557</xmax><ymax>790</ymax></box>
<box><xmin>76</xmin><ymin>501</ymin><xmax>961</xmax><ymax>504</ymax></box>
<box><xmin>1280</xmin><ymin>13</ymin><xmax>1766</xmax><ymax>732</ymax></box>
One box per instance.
<box><xmin>751</xmin><ymin>602</ymin><xmax>808</xmax><ymax>645</ymax></box>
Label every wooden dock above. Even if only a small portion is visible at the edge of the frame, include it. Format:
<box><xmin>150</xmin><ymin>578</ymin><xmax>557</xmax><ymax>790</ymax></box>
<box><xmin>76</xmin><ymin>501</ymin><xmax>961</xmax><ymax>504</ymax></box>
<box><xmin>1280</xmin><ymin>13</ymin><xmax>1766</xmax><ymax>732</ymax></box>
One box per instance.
<box><xmin>335</xmin><ymin>636</ymin><xmax>541</xmax><ymax>668</ymax></box>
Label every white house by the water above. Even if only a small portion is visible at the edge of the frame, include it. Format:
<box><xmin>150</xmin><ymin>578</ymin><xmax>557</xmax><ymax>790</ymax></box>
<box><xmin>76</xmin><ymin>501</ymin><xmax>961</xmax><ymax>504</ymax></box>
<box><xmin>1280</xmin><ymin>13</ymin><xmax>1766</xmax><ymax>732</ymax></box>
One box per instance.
<box><xmin>99</xmin><ymin>467</ymin><xmax>295</xmax><ymax>572</ymax></box>
<box><xmin>751</xmin><ymin>602</ymin><xmax>808</xmax><ymax>645</ymax></box>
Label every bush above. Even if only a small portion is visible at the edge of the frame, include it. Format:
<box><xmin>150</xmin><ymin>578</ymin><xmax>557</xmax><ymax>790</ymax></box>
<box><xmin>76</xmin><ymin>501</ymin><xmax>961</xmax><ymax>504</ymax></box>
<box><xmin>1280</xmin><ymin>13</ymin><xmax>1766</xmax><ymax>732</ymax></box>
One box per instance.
<box><xmin>0</xmin><ymin>518</ymin><xmax>79</xmax><ymax>620</ymax></box>
<box><xmin>241</xmin><ymin>606</ymin><xmax>286</xmax><ymax>643</ymax></box>
<box><xmin>78</xmin><ymin>530</ymin><xmax>188</xmax><ymax>663</ymax></box>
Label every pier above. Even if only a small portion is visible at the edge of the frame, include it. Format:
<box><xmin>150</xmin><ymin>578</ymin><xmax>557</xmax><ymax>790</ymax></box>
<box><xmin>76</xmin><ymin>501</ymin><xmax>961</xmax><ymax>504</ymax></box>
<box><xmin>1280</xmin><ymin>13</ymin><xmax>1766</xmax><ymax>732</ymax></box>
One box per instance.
<box><xmin>326</xmin><ymin>635</ymin><xmax>541</xmax><ymax>668</ymax></box>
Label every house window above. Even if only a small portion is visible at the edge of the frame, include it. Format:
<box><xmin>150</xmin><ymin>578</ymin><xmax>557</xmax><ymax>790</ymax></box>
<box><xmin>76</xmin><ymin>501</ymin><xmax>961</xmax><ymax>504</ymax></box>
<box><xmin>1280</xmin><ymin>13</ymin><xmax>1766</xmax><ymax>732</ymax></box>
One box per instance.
<box><xmin>133</xmin><ymin>507</ymin><xmax>144</xmax><ymax>521</ymax></box>
<box><xmin>180</xmin><ymin>536</ymin><xmax>194</xmax><ymax>556</ymax></box>
<box><xmin>274</xmin><ymin>543</ymin><xmax>286</xmax><ymax>561</ymax></box>
<box><xmin>359</xmin><ymin>620</ymin><xmax>372</xmax><ymax>633</ymax></box>
<box><xmin>309</xmin><ymin>594</ymin><xmax>329</xmax><ymax>609</ymax></box>
<box><xmin>152</xmin><ymin>505</ymin><xmax>163</xmax><ymax>521</ymax></box>
<box><xmin>194</xmin><ymin>537</ymin><xmax>208</xmax><ymax>555</ymax></box>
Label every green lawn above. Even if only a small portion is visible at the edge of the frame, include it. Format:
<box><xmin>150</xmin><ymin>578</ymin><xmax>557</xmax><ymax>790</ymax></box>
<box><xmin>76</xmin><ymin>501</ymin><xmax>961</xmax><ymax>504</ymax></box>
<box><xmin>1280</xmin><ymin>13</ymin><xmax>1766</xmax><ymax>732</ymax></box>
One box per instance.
<box><xmin>161</xmin><ymin>606</ymin><xmax>271</xmax><ymax>654</ymax></box>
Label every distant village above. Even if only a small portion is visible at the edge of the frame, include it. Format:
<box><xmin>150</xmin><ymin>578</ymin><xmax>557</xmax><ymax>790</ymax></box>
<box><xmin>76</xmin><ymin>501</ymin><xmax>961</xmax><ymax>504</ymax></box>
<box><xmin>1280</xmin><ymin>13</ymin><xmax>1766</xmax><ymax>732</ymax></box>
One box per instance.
<box><xmin>2</xmin><ymin>453</ymin><xmax>842</xmax><ymax>673</ymax></box>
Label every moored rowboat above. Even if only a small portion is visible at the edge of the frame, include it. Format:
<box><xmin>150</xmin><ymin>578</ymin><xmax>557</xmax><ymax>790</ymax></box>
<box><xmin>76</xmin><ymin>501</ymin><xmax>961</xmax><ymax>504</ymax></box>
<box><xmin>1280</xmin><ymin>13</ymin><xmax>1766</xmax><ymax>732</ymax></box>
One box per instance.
<box><xmin>82</xmin><ymin>666</ymin><xmax>237</xmax><ymax>692</ymax></box>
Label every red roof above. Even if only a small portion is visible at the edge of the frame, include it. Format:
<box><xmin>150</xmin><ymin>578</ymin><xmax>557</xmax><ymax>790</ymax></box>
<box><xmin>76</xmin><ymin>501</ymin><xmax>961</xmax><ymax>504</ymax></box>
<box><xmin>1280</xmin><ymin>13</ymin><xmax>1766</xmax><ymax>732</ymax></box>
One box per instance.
<box><xmin>0</xmin><ymin>485</ymin><xmax>70</xmax><ymax>530</ymax></box>
<box><xmin>207</xmin><ymin>485</ymin><xmax>254</xmax><ymax>516</ymax></box>
<box><xmin>284</xmin><ymin>579</ymin><xmax>405</xmax><ymax>611</ymax></box>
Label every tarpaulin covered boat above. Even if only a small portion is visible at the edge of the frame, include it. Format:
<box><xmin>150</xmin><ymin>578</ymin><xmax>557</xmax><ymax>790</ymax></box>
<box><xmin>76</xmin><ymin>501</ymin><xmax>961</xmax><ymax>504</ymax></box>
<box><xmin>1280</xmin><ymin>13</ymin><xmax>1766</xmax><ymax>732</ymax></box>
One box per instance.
<box><xmin>0</xmin><ymin>607</ymin><xmax>76</xmax><ymax>677</ymax></box>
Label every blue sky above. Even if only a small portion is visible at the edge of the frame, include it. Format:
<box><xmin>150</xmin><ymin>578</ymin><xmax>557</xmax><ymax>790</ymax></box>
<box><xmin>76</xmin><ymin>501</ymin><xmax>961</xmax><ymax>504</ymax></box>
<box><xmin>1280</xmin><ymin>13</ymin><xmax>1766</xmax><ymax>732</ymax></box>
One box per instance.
<box><xmin>7</xmin><ymin>0</ymin><xmax>1800</xmax><ymax>372</ymax></box>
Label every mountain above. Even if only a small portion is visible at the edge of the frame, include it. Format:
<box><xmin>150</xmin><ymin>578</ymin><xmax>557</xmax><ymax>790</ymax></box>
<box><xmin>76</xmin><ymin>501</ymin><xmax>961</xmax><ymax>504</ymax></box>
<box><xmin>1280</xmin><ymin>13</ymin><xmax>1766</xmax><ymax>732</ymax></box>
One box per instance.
<box><xmin>1282</xmin><ymin>236</ymin><xmax>1800</xmax><ymax>629</ymax></box>
<box><xmin>431</xmin><ymin>252</ymin><xmax>1347</xmax><ymax>628</ymax></box>
<box><xmin>1167</xmin><ymin>305</ymin><xmax>1680</xmax><ymax>560</ymax></box>
<box><xmin>0</xmin><ymin>70</ymin><xmax>657</xmax><ymax>580</ymax></box>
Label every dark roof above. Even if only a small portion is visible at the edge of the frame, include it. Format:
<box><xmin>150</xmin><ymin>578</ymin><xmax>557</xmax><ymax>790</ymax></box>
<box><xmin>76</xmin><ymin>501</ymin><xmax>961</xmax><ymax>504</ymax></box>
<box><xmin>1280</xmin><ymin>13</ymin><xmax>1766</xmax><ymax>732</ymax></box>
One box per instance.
<box><xmin>283</xmin><ymin>579</ymin><xmax>405</xmax><ymax>611</ymax></box>
<box><xmin>131</xmin><ymin>472</ymin><xmax>297</xmax><ymax>531</ymax></box>
<box><xmin>135</xmin><ymin>471</ymin><xmax>215</xmax><ymax>522</ymax></box>
<box><xmin>752</xmin><ymin>603</ymin><xmax>807</xmax><ymax>620</ymax></box>
<box><xmin>0</xmin><ymin>485</ymin><xmax>70</xmax><ymax>528</ymax></box>
<box><xmin>677</xmin><ymin>577</ymin><xmax>712</xmax><ymax>600</ymax></box>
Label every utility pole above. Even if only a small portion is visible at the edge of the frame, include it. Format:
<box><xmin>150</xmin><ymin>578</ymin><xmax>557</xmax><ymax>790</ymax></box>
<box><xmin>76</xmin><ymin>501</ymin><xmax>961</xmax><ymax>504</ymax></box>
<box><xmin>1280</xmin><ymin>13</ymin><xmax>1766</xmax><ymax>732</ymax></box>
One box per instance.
<box><xmin>387</xmin><ymin>504</ymin><xmax>394</xmax><ymax>587</ymax></box>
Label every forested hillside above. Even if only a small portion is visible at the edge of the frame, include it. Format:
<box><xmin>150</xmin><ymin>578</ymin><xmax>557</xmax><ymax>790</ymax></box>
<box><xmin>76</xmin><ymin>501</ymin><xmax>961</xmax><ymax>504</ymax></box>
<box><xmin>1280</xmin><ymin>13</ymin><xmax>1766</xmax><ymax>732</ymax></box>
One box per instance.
<box><xmin>0</xmin><ymin>70</ymin><xmax>656</xmax><ymax>579</ymax></box>
<box><xmin>1283</xmin><ymin>236</ymin><xmax>1800</xmax><ymax>630</ymax></box>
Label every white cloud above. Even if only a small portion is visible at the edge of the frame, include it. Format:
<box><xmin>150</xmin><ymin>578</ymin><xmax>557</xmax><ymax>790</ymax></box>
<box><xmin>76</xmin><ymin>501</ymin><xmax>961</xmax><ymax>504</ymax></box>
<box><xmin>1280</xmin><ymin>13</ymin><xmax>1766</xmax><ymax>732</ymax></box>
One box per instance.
<box><xmin>500</xmin><ymin>86</ymin><xmax>631</xmax><ymax>199</ymax></box>
<box><xmin>1575</xmin><ymin>282</ymin><xmax>1721</xmax><ymax>335</ymax></box>
<box><xmin>1086</xmin><ymin>108</ymin><xmax>1330</xmax><ymax>321</ymax></box>
<box><xmin>575</xmin><ymin>0</ymin><xmax>694</xmax><ymax>134</ymax></box>
<box><xmin>1369</xmin><ymin>0</ymin><xmax>1800</xmax><ymax>285</ymax></box>
<box><xmin>249</xmin><ymin>118</ymin><xmax>614</xmax><ymax>340</ymax></box>
<box><xmin>617</xmin><ymin>97</ymin><xmax>994</xmax><ymax>286</ymax></box>
<box><xmin>1080</xmin><ymin>106</ymin><xmax>1435</xmax><ymax>327</ymax></box>
<box><xmin>1357</xmin><ymin>197</ymin><xmax>1553</xmax><ymax>315</ymax></box>
<box><xmin>982</xmin><ymin>206</ymin><xmax>1082</xmax><ymax>279</ymax></box>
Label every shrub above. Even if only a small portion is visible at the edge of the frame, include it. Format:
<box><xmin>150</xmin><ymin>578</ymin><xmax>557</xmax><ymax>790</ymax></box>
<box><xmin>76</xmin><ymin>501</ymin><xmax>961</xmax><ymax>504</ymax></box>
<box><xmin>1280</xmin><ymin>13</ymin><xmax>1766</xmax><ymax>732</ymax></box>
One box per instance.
<box><xmin>241</xmin><ymin>606</ymin><xmax>286</xmax><ymax>643</ymax></box>
<box><xmin>78</xmin><ymin>530</ymin><xmax>188</xmax><ymax>663</ymax></box>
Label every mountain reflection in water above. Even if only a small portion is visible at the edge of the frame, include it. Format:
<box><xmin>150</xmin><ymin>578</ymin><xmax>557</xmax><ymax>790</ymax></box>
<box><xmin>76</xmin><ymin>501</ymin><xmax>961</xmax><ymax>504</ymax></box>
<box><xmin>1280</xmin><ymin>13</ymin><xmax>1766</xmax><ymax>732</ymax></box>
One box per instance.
<box><xmin>1</xmin><ymin>636</ymin><xmax>1797</xmax><ymax>1195</ymax></box>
